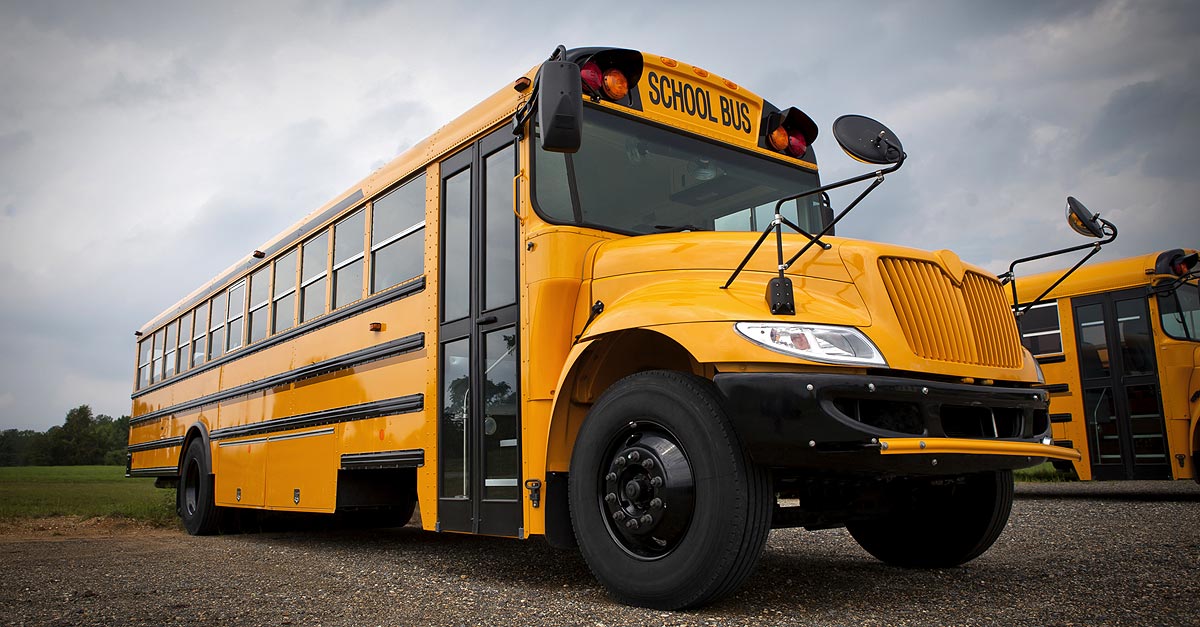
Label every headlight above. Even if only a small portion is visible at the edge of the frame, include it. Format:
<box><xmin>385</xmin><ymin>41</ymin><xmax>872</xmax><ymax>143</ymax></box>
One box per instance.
<box><xmin>734</xmin><ymin>322</ymin><xmax>887</xmax><ymax>367</ymax></box>
<box><xmin>1023</xmin><ymin>347</ymin><xmax>1045</xmax><ymax>384</ymax></box>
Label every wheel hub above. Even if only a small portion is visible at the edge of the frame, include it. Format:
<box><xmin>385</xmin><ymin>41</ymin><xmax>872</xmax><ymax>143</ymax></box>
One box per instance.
<box><xmin>600</xmin><ymin>426</ymin><xmax>694</xmax><ymax>558</ymax></box>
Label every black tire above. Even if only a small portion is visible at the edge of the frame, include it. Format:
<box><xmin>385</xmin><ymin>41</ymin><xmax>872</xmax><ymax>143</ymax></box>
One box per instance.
<box><xmin>178</xmin><ymin>439</ymin><xmax>220</xmax><ymax>536</ymax></box>
<box><xmin>847</xmin><ymin>470</ymin><xmax>1014</xmax><ymax>568</ymax></box>
<box><xmin>569</xmin><ymin>370</ymin><xmax>772</xmax><ymax>610</ymax></box>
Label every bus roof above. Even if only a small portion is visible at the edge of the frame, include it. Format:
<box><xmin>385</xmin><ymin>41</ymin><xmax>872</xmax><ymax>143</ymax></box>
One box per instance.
<box><xmin>1013</xmin><ymin>247</ymin><xmax>1198</xmax><ymax>304</ymax></box>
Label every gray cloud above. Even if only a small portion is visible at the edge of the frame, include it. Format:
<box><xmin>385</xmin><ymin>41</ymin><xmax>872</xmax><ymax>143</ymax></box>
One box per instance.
<box><xmin>0</xmin><ymin>0</ymin><xmax>1197</xmax><ymax>429</ymax></box>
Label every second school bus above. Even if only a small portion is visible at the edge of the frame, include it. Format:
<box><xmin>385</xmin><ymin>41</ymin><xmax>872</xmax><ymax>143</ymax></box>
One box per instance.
<box><xmin>128</xmin><ymin>46</ymin><xmax>1085</xmax><ymax>609</ymax></box>
<box><xmin>1015</xmin><ymin>248</ymin><xmax>1199</xmax><ymax>481</ymax></box>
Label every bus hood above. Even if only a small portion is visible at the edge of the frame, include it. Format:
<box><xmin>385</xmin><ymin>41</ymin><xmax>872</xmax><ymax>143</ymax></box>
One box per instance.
<box><xmin>582</xmin><ymin>232</ymin><xmax>1037</xmax><ymax>381</ymax></box>
<box><xmin>586</xmin><ymin>231</ymin><xmax>854</xmax><ymax>284</ymax></box>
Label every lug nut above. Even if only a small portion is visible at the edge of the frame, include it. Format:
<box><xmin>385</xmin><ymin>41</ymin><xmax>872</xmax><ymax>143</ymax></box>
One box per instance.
<box><xmin>650</xmin><ymin>477</ymin><xmax>663</xmax><ymax>487</ymax></box>
<box><xmin>640</xmin><ymin>515</ymin><xmax>653</xmax><ymax>525</ymax></box>
<box><xmin>641</xmin><ymin>459</ymin><xmax>654</xmax><ymax>469</ymax></box>
<box><xmin>605</xmin><ymin>493</ymin><xmax>617</xmax><ymax>504</ymax></box>
<box><xmin>605</xmin><ymin>472</ymin><xmax>617</xmax><ymax>482</ymax></box>
<box><xmin>629</xmin><ymin>451</ymin><xmax>640</xmax><ymax>462</ymax></box>
<box><xmin>625</xmin><ymin>519</ymin><xmax>639</xmax><ymax>530</ymax></box>
<box><xmin>613</xmin><ymin>511</ymin><xmax>626</xmax><ymax>521</ymax></box>
<box><xmin>615</xmin><ymin>457</ymin><xmax>626</xmax><ymax>467</ymax></box>
<box><xmin>650</xmin><ymin>498</ymin><xmax>663</xmax><ymax>509</ymax></box>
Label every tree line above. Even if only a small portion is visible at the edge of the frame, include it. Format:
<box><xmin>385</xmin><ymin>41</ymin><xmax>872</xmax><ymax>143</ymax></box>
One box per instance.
<box><xmin>0</xmin><ymin>405</ymin><xmax>129</xmax><ymax>466</ymax></box>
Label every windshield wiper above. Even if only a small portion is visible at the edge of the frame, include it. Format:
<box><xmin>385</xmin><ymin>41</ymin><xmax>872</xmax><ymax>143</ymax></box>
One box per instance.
<box><xmin>653</xmin><ymin>224</ymin><xmax>707</xmax><ymax>233</ymax></box>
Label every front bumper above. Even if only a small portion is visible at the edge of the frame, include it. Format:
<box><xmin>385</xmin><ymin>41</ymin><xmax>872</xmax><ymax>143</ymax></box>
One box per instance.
<box><xmin>715</xmin><ymin>372</ymin><xmax>1081</xmax><ymax>476</ymax></box>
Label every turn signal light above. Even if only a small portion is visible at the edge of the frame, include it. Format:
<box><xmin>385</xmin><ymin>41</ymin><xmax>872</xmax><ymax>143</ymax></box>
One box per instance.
<box><xmin>602</xmin><ymin>68</ymin><xmax>629</xmax><ymax>100</ymax></box>
<box><xmin>576</xmin><ymin>49</ymin><xmax>644</xmax><ymax>104</ymax></box>
<box><xmin>768</xmin><ymin>126</ymin><xmax>789</xmax><ymax>151</ymax></box>
<box><xmin>762</xmin><ymin>107</ymin><xmax>818</xmax><ymax>159</ymax></box>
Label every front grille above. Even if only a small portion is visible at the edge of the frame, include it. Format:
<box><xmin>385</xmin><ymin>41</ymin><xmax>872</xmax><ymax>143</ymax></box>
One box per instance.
<box><xmin>878</xmin><ymin>258</ymin><xmax>1023</xmax><ymax>368</ymax></box>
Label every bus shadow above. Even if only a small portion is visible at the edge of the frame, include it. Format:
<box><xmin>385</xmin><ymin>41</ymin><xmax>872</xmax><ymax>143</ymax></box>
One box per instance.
<box><xmin>1016</xmin><ymin>482</ymin><xmax>1200</xmax><ymax>502</ymax></box>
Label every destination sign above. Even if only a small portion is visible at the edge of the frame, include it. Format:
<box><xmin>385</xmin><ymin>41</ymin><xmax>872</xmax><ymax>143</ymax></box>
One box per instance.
<box><xmin>640</xmin><ymin>67</ymin><xmax>761</xmax><ymax>145</ymax></box>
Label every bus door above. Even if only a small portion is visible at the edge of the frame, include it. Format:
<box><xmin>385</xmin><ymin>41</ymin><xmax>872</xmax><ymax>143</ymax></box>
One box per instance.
<box><xmin>436</xmin><ymin>127</ymin><xmax>522</xmax><ymax>536</ymax></box>
<box><xmin>1072</xmin><ymin>288</ymin><xmax>1170</xmax><ymax>479</ymax></box>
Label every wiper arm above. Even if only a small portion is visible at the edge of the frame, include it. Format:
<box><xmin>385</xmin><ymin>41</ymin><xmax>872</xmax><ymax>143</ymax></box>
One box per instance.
<box><xmin>653</xmin><ymin>224</ymin><xmax>707</xmax><ymax>233</ymax></box>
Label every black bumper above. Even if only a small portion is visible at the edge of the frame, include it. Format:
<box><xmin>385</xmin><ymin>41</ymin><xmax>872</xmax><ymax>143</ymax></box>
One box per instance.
<box><xmin>715</xmin><ymin>372</ymin><xmax>1052</xmax><ymax>475</ymax></box>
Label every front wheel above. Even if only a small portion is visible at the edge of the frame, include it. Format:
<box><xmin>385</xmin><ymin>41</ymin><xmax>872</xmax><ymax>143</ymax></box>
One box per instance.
<box><xmin>569</xmin><ymin>371</ymin><xmax>772</xmax><ymax>610</ymax></box>
<box><xmin>847</xmin><ymin>470</ymin><xmax>1014</xmax><ymax>568</ymax></box>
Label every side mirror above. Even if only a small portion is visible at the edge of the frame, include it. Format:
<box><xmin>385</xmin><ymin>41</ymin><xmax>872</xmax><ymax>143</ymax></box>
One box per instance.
<box><xmin>537</xmin><ymin>61</ymin><xmax>582</xmax><ymax>153</ymax></box>
<box><xmin>832</xmin><ymin>115</ymin><xmax>904</xmax><ymax>165</ymax></box>
<box><xmin>1066</xmin><ymin>196</ymin><xmax>1105</xmax><ymax>238</ymax></box>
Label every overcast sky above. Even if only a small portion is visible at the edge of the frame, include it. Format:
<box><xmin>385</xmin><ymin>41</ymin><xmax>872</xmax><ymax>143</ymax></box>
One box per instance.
<box><xmin>1</xmin><ymin>1</ymin><xmax>1196</xmax><ymax>430</ymax></box>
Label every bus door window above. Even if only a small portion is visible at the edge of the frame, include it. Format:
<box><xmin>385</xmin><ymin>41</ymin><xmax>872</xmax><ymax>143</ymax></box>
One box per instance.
<box><xmin>1074</xmin><ymin>291</ymin><xmax>1169</xmax><ymax>479</ymax></box>
<box><xmin>1077</xmin><ymin>304</ymin><xmax>1109</xmax><ymax>378</ymax></box>
<box><xmin>438</xmin><ymin>127</ymin><xmax>521</xmax><ymax>536</ymax></box>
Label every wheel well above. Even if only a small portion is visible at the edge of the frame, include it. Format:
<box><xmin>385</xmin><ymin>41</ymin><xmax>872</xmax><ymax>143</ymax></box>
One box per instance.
<box><xmin>545</xmin><ymin>329</ymin><xmax>701</xmax><ymax>474</ymax></box>
<box><xmin>178</xmin><ymin>424</ymin><xmax>211</xmax><ymax>475</ymax></box>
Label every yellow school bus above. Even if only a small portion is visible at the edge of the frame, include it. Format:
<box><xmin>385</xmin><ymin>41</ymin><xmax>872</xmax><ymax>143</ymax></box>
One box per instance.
<box><xmin>129</xmin><ymin>45</ymin><xmax>1084</xmax><ymax>609</ymax></box>
<box><xmin>1014</xmin><ymin>249</ymin><xmax>1199</xmax><ymax>481</ymax></box>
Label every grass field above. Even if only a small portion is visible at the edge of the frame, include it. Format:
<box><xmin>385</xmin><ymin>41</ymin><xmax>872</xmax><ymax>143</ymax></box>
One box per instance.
<box><xmin>0</xmin><ymin>466</ymin><xmax>176</xmax><ymax>525</ymax></box>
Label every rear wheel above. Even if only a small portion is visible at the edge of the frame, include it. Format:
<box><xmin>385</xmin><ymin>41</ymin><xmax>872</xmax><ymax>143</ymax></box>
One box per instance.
<box><xmin>178</xmin><ymin>439</ymin><xmax>220</xmax><ymax>536</ymax></box>
<box><xmin>569</xmin><ymin>370</ymin><xmax>772</xmax><ymax>610</ymax></box>
<box><xmin>847</xmin><ymin>470</ymin><xmax>1013</xmax><ymax>568</ymax></box>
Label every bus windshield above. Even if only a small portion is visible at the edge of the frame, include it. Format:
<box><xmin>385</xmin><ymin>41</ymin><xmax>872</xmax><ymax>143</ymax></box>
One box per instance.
<box><xmin>533</xmin><ymin>106</ymin><xmax>825</xmax><ymax>235</ymax></box>
<box><xmin>1159</xmin><ymin>280</ymin><xmax>1200</xmax><ymax>341</ymax></box>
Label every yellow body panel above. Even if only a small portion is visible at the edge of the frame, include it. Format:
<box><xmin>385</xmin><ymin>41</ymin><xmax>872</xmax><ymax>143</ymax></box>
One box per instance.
<box><xmin>1015</xmin><ymin>249</ymin><xmax>1199</xmax><ymax>480</ymax></box>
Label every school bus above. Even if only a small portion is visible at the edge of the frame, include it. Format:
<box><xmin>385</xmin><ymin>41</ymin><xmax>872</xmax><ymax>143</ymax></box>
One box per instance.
<box><xmin>128</xmin><ymin>45</ymin><xmax>1084</xmax><ymax>609</ymax></box>
<box><xmin>1014</xmin><ymin>248</ymin><xmax>1199</xmax><ymax>481</ymax></box>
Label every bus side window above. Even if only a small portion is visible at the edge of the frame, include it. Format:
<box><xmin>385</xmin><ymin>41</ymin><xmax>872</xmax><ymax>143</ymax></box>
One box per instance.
<box><xmin>371</xmin><ymin>177</ymin><xmax>425</xmax><ymax>293</ymax></box>
<box><xmin>301</xmin><ymin>232</ymin><xmax>329</xmax><ymax>323</ymax></box>
<box><xmin>1020</xmin><ymin>301</ymin><xmax>1063</xmax><ymax>356</ymax></box>
<box><xmin>332</xmin><ymin>210</ymin><xmax>366</xmax><ymax>309</ymax></box>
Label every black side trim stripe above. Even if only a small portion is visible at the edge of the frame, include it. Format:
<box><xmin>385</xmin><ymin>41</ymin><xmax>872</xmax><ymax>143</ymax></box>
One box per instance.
<box><xmin>132</xmin><ymin>331</ymin><xmax>425</xmax><ymax>425</ymax></box>
<box><xmin>127</xmin><ymin>436</ymin><xmax>185</xmax><ymax>453</ymax></box>
<box><xmin>1035</xmin><ymin>354</ymin><xmax>1067</xmax><ymax>365</ymax></box>
<box><xmin>127</xmin><ymin>466</ymin><xmax>179</xmax><ymax>477</ymax></box>
<box><xmin>1050</xmin><ymin>413</ymin><xmax>1072</xmax><ymax>423</ymax></box>
<box><xmin>1039</xmin><ymin>383</ymin><xmax>1070</xmax><ymax>394</ymax></box>
<box><xmin>210</xmin><ymin>394</ymin><xmax>423</xmax><ymax>441</ymax></box>
<box><xmin>139</xmin><ymin>188</ymin><xmax>367</xmax><ymax>335</ymax></box>
<box><xmin>134</xmin><ymin>277</ymin><xmax>425</xmax><ymax>401</ymax></box>
<box><xmin>341</xmin><ymin>449</ymin><xmax>425</xmax><ymax>470</ymax></box>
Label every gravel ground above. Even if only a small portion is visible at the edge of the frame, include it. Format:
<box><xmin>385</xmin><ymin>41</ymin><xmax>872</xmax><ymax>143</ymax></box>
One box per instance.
<box><xmin>1</xmin><ymin>481</ymin><xmax>1197</xmax><ymax>627</ymax></box>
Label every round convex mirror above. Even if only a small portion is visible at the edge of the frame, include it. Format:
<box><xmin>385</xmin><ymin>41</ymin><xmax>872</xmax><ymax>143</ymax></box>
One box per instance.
<box><xmin>1066</xmin><ymin>196</ymin><xmax>1104</xmax><ymax>238</ymax></box>
<box><xmin>832</xmin><ymin>115</ymin><xmax>904</xmax><ymax>164</ymax></box>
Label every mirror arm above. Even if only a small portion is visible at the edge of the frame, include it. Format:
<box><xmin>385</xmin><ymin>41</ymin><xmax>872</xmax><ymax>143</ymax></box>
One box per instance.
<box><xmin>784</xmin><ymin>171</ymin><xmax>887</xmax><ymax>268</ymax></box>
<box><xmin>512</xmin><ymin>45</ymin><xmax>568</xmax><ymax>139</ymax></box>
<box><xmin>1005</xmin><ymin>217</ymin><xmax>1118</xmax><ymax>316</ymax></box>
<box><xmin>721</xmin><ymin>155</ymin><xmax>906</xmax><ymax>290</ymax></box>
